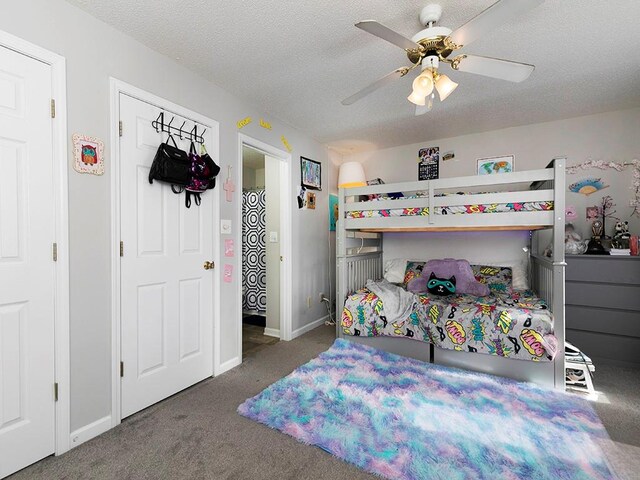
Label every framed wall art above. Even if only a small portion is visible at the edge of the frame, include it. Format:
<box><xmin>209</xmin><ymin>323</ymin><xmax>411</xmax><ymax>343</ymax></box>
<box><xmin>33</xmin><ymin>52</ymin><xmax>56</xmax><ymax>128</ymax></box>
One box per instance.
<box><xmin>300</xmin><ymin>156</ymin><xmax>321</xmax><ymax>190</ymax></box>
<box><xmin>72</xmin><ymin>133</ymin><xmax>105</xmax><ymax>175</ymax></box>
<box><xmin>477</xmin><ymin>155</ymin><xmax>514</xmax><ymax>175</ymax></box>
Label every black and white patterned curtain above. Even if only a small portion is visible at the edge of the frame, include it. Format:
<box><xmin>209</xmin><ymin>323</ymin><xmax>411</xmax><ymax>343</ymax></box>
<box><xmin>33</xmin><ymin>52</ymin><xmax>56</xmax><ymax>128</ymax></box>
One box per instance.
<box><xmin>242</xmin><ymin>190</ymin><xmax>266</xmax><ymax>313</ymax></box>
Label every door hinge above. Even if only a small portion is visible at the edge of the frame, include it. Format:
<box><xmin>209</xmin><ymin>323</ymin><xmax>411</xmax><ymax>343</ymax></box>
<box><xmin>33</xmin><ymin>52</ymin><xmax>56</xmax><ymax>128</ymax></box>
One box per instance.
<box><xmin>54</xmin><ymin>382</ymin><xmax>59</xmax><ymax>402</ymax></box>
<box><xmin>52</xmin><ymin>242</ymin><xmax>58</xmax><ymax>262</ymax></box>
<box><xmin>50</xmin><ymin>99</ymin><xmax>56</xmax><ymax>119</ymax></box>
<box><xmin>120</xmin><ymin>241</ymin><xmax>124</xmax><ymax>257</ymax></box>
<box><xmin>120</xmin><ymin>361</ymin><xmax>124</xmax><ymax>377</ymax></box>
<box><xmin>119</xmin><ymin>120</ymin><xmax>123</xmax><ymax>137</ymax></box>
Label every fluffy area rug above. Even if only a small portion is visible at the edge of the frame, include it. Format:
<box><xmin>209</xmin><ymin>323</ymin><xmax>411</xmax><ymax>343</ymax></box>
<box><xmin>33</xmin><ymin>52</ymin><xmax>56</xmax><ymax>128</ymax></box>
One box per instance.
<box><xmin>238</xmin><ymin>339</ymin><xmax>617</xmax><ymax>480</ymax></box>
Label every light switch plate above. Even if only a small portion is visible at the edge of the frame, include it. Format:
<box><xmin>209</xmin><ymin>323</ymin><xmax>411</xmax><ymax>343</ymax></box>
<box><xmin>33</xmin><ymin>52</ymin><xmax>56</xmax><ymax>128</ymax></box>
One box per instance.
<box><xmin>269</xmin><ymin>231</ymin><xmax>278</xmax><ymax>243</ymax></box>
<box><xmin>221</xmin><ymin>219</ymin><xmax>232</xmax><ymax>235</ymax></box>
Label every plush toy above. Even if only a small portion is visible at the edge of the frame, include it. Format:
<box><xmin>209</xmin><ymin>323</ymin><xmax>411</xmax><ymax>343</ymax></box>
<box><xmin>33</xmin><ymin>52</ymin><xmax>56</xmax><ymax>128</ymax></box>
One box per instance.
<box><xmin>545</xmin><ymin>223</ymin><xmax>588</xmax><ymax>256</ymax></box>
<box><xmin>612</xmin><ymin>220</ymin><xmax>631</xmax><ymax>248</ymax></box>
<box><xmin>426</xmin><ymin>272</ymin><xmax>456</xmax><ymax>296</ymax></box>
<box><xmin>564</xmin><ymin>223</ymin><xmax>588</xmax><ymax>255</ymax></box>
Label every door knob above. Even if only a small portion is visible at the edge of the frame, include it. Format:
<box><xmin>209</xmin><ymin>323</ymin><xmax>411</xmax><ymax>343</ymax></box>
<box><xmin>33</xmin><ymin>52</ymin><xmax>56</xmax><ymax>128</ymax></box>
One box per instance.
<box><xmin>203</xmin><ymin>261</ymin><xmax>215</xmax><ymax>270</ymax></box>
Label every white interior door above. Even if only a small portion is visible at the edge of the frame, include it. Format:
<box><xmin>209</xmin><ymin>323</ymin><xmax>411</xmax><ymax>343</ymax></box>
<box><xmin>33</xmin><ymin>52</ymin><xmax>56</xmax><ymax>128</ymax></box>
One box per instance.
<box><xmin>0</xmin><ymin>46</ymin><xmax>56</xmax><ymax>477</ymax></box>
<box><xmin>119</xmin><ymin>94</ymin><xmax>215</xmax><ymax>418</ymax></box>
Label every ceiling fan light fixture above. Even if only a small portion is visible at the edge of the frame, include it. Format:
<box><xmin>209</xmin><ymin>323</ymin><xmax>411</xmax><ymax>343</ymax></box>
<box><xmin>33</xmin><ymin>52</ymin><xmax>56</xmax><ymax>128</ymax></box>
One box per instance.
<box><xmin>435</xmin><ymin>74</ymin><xmax>458</xmax><ymax>101</ymax></box>
<box><xmin>408</xmin><ymin>70</ymin><xmax>434</xmax><ymax>105</ymax></box>
<box><xmin>412</xmin><ymin>71</ymin><xmax>434</xmax><ymax>96</ymax></box>
<box><xmin>407</xmin><ymin>90</ymin><xmax>426</xmax><ymax>106</ymax></box>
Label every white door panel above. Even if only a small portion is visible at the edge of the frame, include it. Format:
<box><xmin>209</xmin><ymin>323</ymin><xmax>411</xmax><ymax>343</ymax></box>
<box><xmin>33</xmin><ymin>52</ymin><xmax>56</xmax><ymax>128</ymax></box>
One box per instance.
<box><xmin>0</xmin><ymin>46</ymin><xmax>55</xmax><ymax>478</ymax></box>
<box><xmin>119</xmin><ymin>94</ymin><xmax>215</xmax><ymax>418</ymax></box>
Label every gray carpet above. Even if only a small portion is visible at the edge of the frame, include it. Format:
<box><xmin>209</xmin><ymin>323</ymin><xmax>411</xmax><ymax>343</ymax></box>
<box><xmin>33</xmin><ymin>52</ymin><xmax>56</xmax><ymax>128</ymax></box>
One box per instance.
<box><xmin>10</xmin><ymin>325</ymin><xmax>640</xmax><ymax>480</ymax></box>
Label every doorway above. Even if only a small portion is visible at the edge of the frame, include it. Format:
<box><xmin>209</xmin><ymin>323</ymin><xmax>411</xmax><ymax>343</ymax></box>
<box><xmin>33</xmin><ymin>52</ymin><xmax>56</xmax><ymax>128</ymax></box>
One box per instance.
<box><xmin>238</xmin><ymin>135</ymin><xmax>292</xmax><ymax>360</ymax></box>
<box><xmin>110</xmin><ymin>79</ymin><xmax>220</xmax><ymax>422</ymax></box>
<box><xmin>241</xmin><ymin>146</ymin><xmax>280</xmax><ymax>357</ymax></box>
<box><xmin>0</xmin><ymin>32</ymin><xmax>69</xmax><ymax>477</ymax></box>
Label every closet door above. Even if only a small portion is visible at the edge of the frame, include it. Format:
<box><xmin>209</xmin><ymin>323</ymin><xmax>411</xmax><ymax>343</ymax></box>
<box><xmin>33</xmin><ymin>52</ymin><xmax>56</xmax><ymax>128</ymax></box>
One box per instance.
<box><xmin>0</xmin><ymin>46</ymin><xmax>56</xmax><ymax>477</ymax></box>
<box><xmin>119</xmin><ymin>94</ymin><xmax>214</xmax><ymax>418</ymax></box>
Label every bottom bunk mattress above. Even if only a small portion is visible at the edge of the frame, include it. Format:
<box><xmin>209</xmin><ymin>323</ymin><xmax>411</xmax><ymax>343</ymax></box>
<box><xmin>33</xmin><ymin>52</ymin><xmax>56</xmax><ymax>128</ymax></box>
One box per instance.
<box><xmin>341</xmin><ymin>288</ymin><xmax>557</xmax><ymax>362</ymax></box>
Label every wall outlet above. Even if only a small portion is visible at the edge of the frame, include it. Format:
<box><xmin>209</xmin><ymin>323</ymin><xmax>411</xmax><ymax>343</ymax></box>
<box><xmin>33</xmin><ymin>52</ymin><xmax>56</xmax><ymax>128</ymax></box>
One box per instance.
<box><xmin>319</xmin><ymin>292</ymin><xmax>326</xmax><ymax>302</ymax></box>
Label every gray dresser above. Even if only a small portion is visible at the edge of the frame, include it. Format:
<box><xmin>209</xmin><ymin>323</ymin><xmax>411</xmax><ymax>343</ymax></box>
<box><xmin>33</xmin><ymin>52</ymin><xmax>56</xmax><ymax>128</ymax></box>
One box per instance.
<box><xmin>565</xmin><ymin>255</ymin><xmax>640</xmax><ymax>365</ymax></box>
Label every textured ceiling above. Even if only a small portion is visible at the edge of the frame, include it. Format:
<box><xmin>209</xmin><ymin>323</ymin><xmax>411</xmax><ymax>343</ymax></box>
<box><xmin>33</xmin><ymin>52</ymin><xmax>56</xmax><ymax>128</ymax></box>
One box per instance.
<box><xmin>68</xmin><ymin>0</ymin><xmax>640</xmax><ymax>152</ymax></box>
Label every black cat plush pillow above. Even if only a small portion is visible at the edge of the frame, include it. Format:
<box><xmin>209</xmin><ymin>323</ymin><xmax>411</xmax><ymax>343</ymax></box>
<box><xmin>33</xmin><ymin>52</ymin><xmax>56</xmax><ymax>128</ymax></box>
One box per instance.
<box><xmin>427</xmin><ymin>272</ymin><xmax>456</xmax><ymax>296</ymax></box>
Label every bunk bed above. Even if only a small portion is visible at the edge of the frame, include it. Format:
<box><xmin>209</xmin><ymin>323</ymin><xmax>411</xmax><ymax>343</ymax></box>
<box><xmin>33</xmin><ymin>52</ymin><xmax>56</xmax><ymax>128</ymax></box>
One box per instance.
<box><xmin>336</xmin><ymin>159</ymin><xmax>566</xmax><ymax>390</ymax></box>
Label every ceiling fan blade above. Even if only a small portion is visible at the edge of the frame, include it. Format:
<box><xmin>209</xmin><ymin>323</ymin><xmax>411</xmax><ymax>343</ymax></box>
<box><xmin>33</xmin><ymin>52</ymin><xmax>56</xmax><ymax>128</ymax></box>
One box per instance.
<box><xmin>448</xmin><ymin>0</ymin><xmax>544</xmax><ymax>48</ymax></box>
<box><xmin>356</xmin><ymin>20</ymin><xmax>421</xmax><ymax>51</ymax></box>
<box><xmin>342</xmin><ymin>68</ymin><xmax>409</xmax><ymax>106</ymax></box>
<box><xmin>452</xmin><ymin>54</ymin><xmax>534</xmax><ymax>82</ymax></box>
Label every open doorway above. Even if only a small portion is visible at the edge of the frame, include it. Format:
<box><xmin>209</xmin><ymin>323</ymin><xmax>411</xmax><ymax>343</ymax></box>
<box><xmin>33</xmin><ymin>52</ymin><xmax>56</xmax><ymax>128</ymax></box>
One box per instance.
<box><xmin>241</xmin><ymin>145</ymin><xmax>281</xmax><ymax>358</ymax></box>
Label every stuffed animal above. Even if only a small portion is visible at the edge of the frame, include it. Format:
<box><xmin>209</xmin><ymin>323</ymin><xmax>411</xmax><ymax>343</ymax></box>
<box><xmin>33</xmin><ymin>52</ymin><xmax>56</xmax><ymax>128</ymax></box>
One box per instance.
<box><xmin>612</xmin><ymin>220</ymin><xmax>631</xmax><ymax>248</ymax></box>
<box><xmin>564</xmin><ymin>223</ymin><xmax>588</xmax><ymax>255</ymax></box>
<box><xmin>545</xmin><ymin>223</ymin><xmax>588</xmax><ymax>257</ymax></box>
<box><xmin>427</xmin><ymin>272</ymin><xmax>456</xmax><ymax>296</ymax></box>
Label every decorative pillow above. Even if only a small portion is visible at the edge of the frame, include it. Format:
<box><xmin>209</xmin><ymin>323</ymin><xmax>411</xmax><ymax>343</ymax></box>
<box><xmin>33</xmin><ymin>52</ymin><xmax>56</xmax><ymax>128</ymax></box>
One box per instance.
<box><xmin>423</xmin><ymin>259</ymin><xmax>489</xmax><ymax>297</ymax></box>
<box><xmin>403</xmin><ymin>261</ymin><xmax>426</xmax><ymax>286</ymax></box>
<box><xmin>471</xmin><ymin>260</ymin><xmax>529</xmax><ymax>290</ymax></box>
<box><xmin>472</xmin><ymin>265</ymin><xmax>513</xmax><ymax>293</ymax></box>
<box><xmin>427</xmin><ymin>272</ymin><xmax>456</xmax><ymax>296</ymax></box>
<box><xmin>408</xmin><ymin>272</ymin><xmax>457</xmax><ymax>296</ymax></box>
<box><xmin>383</xmin><ymin>258</ymin><xmax>408</xmax><ymax>284</ymax></box>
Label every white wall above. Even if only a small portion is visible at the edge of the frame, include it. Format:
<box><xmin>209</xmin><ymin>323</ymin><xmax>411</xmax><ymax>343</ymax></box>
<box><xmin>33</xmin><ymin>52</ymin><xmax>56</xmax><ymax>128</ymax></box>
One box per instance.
<box><xmin>0</xmin><ymin>0</ymin><xmax>331</xmax><ymax>433</ymax></box>
<box><xmin>344</xmin><ymin>108</ymin><xmax>640</xmax><ymax>262</ymax></box>
<box><xmin>265</xmin><ymin>156</ymin><xmax>280</xmax><ymax>331</ymax></box>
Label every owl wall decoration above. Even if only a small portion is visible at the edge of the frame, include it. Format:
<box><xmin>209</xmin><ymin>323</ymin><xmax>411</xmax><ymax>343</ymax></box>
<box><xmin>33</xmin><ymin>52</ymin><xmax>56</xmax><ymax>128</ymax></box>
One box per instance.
<box><xmin>81</xmin><ymin>144</ymin><xmax>97</xmax><ymax>165</ymax></box>
<box><xmin>73</xmin><ymin>133</ymin><xmax>104</xmax><ymax>175</ymax></box>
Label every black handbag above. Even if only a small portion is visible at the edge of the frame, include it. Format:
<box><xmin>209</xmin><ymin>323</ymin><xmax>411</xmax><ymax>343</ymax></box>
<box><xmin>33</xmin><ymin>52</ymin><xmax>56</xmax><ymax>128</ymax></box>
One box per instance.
<box><xmin>148</xmin><ymin>135</ymin><xmax>191</xmax><ymax>188</ymax></box>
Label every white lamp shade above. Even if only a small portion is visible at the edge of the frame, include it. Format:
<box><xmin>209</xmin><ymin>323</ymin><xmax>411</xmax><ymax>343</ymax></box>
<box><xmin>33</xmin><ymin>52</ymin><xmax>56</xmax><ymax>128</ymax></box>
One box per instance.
<box><xmin>412</xmin><ymin>72</ymin><xmax>434</xmax><ymax>96</ymax></box>
<box><xmin>408</xmin><ymin>71</ymin><xmax>434</xmax><ymax>106</ymax></box>
<box><xmin>435</xmin><ymin>74</ymin><xmax>458</xmax><ymax>101</ymax></box>
<box><xmin>338</xmin><ymin>161</ymin><xmax>366</xmax><ymax>188</ymax></box>
<box><xmin>407</xmin><ymin>90</ymin><xmax>426</xmax><ymax>106</ymax></box>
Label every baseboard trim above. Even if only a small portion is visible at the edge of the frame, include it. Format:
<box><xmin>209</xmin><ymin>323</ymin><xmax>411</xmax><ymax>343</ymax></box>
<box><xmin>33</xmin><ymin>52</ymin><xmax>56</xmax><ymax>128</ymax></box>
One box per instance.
<box><xmin>69</xmin><ymin>415</ymin><xmax>112</xmax><ymax>449</ymax></box>
<box><xmin>291</xmin><ymin>315</ymin><xmax>329</xmax><ymax>340</ymax></box>
<box><xmin>263</xmin><ymin>327</ymin><xmax>280</xmax><ymax>338</ymax></box>
<box><xmin>218</xmin><ymin>356</ymin><xmax>241</xmax><ymax>375</ymax></box>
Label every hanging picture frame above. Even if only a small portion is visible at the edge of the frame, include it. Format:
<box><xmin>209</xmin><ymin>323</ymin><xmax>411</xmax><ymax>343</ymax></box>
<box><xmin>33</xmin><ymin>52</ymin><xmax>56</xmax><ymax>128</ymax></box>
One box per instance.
<box><xmin>72</xmin><ymin>133</ymin><xmax>105</xmax><ymax>175</ymax></box>
<box><xmin>300</xmin><ymin>156</ymin><xmax>321</xmax><ymax>190</ymax></box>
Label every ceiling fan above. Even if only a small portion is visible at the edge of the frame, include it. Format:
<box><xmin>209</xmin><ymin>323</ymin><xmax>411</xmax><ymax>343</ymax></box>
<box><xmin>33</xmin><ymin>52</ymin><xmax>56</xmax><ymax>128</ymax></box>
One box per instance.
<box><xmin>342</xmin><ymin>0</ymin><xmax>543</xmax><ymax>115</ymax></box>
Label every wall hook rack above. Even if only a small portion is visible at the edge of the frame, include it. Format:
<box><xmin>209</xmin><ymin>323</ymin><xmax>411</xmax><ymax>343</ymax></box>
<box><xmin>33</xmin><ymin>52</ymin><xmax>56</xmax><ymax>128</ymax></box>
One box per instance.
<box><xmin>152</xmin><ymin>111</ymin><xmax>205</xmax><ymax>144</ymax></box>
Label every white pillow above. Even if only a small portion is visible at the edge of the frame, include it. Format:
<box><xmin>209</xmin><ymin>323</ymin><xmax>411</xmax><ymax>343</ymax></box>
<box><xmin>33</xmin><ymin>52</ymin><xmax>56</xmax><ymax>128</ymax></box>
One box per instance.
<box><xmin>383</xmin><ymin>258</ymin><xmax>407</xmax><ymax>283</ymax></box>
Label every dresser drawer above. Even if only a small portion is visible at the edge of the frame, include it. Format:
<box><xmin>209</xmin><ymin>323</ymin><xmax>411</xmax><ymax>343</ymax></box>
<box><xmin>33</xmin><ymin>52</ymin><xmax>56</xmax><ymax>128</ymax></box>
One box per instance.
<box><xmin>566</xmin><ymin>282</ymin><xmax>640</xmax><ymax>311</ymax></box>
<box><xmin>566</xmin><ymin>256</ymin><xmax>640</xmax><ymax>285</ymax></box>
<box><xmin>566</xmin><ymin>305</ymin><xmax>640</xmax><ymax>337</ymax></box>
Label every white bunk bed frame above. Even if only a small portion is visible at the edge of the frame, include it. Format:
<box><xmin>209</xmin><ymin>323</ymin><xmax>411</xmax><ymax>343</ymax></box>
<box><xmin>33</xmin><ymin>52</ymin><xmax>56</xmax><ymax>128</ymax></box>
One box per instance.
<box><xmin>336</xmin><ymin>158</ymin><xmax>566</xmax><ymax>390</ymax></box>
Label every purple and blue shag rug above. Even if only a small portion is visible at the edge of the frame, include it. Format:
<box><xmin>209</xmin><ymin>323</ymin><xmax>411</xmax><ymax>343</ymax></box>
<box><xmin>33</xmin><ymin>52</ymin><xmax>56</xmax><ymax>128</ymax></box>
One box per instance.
<box><xmin>238</xmin><ymin>339</ymin><xmax>617</xmax><ymax>479</ymax></box>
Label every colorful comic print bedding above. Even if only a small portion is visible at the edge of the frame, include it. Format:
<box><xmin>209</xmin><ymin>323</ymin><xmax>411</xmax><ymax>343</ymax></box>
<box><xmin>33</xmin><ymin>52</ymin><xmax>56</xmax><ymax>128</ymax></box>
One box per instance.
<box><xmin>346</xmin><ymin>193</ymin><xmax>553</xmax><ymax>219</ymax></box>
<box><xmin>341</xmin><ymin>289</ymin><xmax>557</xmax><ymax>362</ymax></box>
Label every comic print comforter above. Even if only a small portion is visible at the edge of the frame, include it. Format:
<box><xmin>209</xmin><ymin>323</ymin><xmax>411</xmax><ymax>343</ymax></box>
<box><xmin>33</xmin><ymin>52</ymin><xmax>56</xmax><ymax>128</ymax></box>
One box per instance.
<box><xmin>341</xmin><ymin>288</ymin><xmax>557</xmax><ymax>362</ymax></box>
